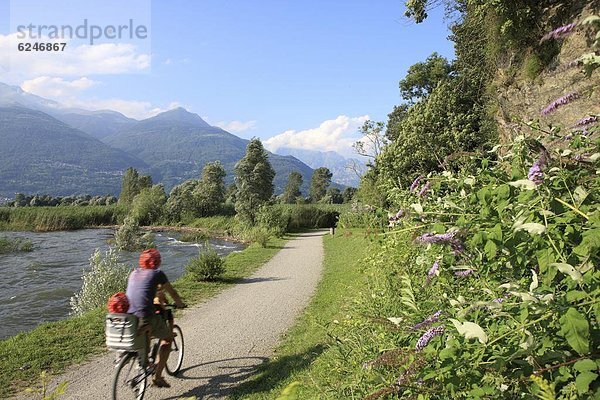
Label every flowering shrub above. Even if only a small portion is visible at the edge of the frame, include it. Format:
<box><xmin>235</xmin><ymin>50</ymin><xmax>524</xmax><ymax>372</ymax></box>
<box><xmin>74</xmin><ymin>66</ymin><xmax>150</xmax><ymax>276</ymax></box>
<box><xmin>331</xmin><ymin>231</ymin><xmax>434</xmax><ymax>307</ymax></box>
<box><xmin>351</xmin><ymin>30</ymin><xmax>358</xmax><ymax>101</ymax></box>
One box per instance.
<box><xmin>70</xmin><ymin>249</ymin><xmax>132</xmax><ymax>316</ymax></box>
<box><xmin>340</xmin><ymin>123</ymin><xmax>599</xmax><ymax>398</ymax></box>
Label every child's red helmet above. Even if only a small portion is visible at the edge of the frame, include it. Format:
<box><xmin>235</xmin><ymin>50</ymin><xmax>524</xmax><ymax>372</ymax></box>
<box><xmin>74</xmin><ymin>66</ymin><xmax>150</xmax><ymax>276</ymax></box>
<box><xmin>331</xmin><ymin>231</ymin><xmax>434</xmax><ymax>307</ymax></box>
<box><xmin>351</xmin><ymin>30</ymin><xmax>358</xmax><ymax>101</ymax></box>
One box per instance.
<box><xmin>107</xmin><ymin>292</ymin><xmax>129</xmax><ymax>314</ymax></box>
<box><xmin>139</xmin><ymin>248</ymin><xmax>161</xmax><ymax>269</ymax></box>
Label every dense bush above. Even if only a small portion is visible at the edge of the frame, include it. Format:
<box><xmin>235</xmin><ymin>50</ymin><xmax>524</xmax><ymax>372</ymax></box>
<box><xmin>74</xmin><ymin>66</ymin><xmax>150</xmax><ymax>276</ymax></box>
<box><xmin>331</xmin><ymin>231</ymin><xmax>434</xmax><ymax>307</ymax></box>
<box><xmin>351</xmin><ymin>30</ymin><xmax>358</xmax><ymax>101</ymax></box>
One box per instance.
<box><xmin>244</xmin><ymin>226</ymin><xmax>272</xmax><ymax>248</ymax></box>
<box><xmin>256</xmin><ymin>205</ymin><xmax>290</xmax><ymax>237</ymax></box>
<box><xmin>271</xmin><ymin>204</ymin><xmax>342</xmax><ymax>231</ymax></box>
<box><xmin>185</xmin><ymin>247</ymin><xmax>225</xmax><ymax>281</ymax></box>
<box><xmin>70</xmin><ymin>249</ymin><xmax>132</xmax><ymax>316</ymax></box>
<box><xmin>114</xmin><ymin>216</ymin><xmax>154</xmax><ymax>252</ymax></box>
<box><xmin>0</xmin><ymin>236</ymin><xmax>33</xmax><ymax>254</ymax></box>
<box><xmin>130</xmin><ymin>185</ymin><xmax>167</xmax><ymax>226</ymax></box>
<box><xmin>330</xmin><ymin>130</ymin><xmax>600</xmax><ymax>398</ymax></box>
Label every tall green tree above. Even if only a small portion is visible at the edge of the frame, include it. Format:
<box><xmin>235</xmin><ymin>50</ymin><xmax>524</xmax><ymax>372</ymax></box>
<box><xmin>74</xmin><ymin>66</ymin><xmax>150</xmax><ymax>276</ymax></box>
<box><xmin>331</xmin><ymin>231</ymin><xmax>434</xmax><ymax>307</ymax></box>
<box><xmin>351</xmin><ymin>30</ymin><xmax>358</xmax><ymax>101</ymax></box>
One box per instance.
<box><xmin>119</xmin><ymin>167</ymin><xmax>152</xmax><ymax>205</ymax></box>
<box><xmin>234</xmin><ymin>138</ymin><xmax>275</xmax><ymax>224</ymax></box>
<box><xmin>130</xmin><ymin>184</ymin><xmax>167</xmax><ymax>225</ymax></box>
<box><xmin>165</xmin><ymin>179</ymin><xmax>200</xmax><ymax>222</ymax></box>
<box><xmin>195</xmin><ymin>161</ymin><xmax>226</xmax><ymax>216</ymax></box>
<box><xmin>281</xmin><ymin>172</ymin><xmax>303</xmax><ymax>204</ymax></box>
<box><xmin>309</xmin><ymin>167</ymin><xmax>333</xmax><ymax>203</ymax></box>
<box><xmin>342</xmin><ymin>187</ymin><xmax>358</xmax><ymax>203</ymax></box>
<box><xmin>399</xmin><ymin>52</ymin><xmax>452</xmax><ymax>103</ymax></box>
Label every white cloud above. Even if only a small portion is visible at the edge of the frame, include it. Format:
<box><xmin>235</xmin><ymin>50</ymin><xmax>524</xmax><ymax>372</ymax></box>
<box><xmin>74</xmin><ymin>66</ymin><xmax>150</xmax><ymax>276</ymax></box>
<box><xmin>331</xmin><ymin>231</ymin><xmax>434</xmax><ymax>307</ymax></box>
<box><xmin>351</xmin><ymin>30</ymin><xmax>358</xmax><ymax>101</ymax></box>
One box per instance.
<box><xmin>22</xmin><ymin>76</ymin><xmax>99</xmax><ymax>99</ymax></box>
<box><xmin>16</xmin><ymin>78</ymin><xmax>181</xmax><ymax>119</ymax></box>
<box><xmin>0</xmin><ymin>33</ymin><xmax>150</xmax><ymax>82</ymax></box>
<box><xmin>264</xmin><ymin>115</ymin><xmax>370</xmax><ymax>157</ymax></box>
<box><xmin>215</xmin><ymin>120</ymin><xmax>257</xmax><ymax>133</ymax></box>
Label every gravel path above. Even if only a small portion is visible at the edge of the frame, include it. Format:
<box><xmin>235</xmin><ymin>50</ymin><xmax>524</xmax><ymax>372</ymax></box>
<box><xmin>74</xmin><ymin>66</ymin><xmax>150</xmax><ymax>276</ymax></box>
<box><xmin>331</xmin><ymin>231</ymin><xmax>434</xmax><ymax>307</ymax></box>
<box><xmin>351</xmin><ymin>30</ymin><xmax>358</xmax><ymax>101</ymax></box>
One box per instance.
<box><xmin>16</xmin><ymin>231</ymin><xmax>326</xmax><ymax>400</ymax></box>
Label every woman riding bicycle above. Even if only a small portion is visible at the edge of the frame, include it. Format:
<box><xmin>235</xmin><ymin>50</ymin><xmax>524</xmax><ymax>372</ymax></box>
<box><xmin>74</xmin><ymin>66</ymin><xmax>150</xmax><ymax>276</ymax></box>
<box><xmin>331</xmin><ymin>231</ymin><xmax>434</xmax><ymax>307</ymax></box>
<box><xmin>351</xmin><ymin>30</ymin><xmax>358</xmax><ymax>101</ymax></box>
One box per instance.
<box><xmin>126</xmin><ymin>248</ymin><xmax>185</xmax><ymax>388</ymax></box>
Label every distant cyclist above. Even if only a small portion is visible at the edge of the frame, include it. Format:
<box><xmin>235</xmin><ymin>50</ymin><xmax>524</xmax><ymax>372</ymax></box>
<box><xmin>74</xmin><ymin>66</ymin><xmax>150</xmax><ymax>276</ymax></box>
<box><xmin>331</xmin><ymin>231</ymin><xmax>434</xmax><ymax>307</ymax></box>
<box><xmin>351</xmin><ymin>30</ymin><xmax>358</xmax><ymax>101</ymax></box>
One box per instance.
<box><xmin>126</xmin><ymin>248</ymin><xmax>185</xmax><ymax>388</ymax></box>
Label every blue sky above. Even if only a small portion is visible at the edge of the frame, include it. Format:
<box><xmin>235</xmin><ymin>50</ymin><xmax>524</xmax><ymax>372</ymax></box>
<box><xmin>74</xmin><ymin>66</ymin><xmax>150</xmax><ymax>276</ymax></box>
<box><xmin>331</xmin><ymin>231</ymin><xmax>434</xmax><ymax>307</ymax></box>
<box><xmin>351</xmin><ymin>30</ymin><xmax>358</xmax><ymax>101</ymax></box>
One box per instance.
<box><xmin>0</xmin><ymin>0</ymin><xmax>454</xmax><ymax>156</ymax></box>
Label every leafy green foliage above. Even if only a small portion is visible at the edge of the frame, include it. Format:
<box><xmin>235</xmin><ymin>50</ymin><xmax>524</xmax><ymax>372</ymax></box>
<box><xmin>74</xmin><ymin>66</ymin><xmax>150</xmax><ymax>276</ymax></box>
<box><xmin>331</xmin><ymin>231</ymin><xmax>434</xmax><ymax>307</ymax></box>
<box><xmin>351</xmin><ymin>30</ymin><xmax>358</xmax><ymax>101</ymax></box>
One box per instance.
<box><xmin>235</xmin><ymin>138</ymin><xmax>276</xmax><ymax>225</ymax></box>
<box><xmin>118</xmin><ymin>167</ymin><xmax>152</xmax><ymax>205</ymax></box>
<box><xmin>399</xmin><ymin>52</ymin><xmax>452</xmax><ymax>103</ymax></box>
<box><xmin>378</xmin><ymin>78</ymin><xmax>491</xmax><ymax>187</ymax></box>
<box><xmin>114</xmin><ymin>216</ymin><xmax>154</xmax><ymax>252</ymax></box>
<box><xmin>309</xmin><ymin>167</ymin><xmax>333</xmax><ymax>203</ymax></box>
<box><xmin>341</xmin><ymin>131</ymin><xmax>600</xmax><ymax>398</ymax></box>
<box><xmin>196</xmin><ymin>161</ymin><xmax>227</xmax><ymax>216</ymax></box>
<box><xmin>185</xmin><ymin>247</ymin><xmax>226</xmax><ymax>281</ymax></box>
<box><xmin>25</xmin><ymin>371</ymin><xmax>68</xmax><ymax>400</ymax></box>
<box><xmin>130</xmin><ymin>184</ymin><xmax>167</xmax><ymax>225</ymax></box>
<box><xmin>281</xmin><ymin>172</ymin><xmax>303</xmax><ymax>204</ymax></box>
<box><xmin>0</xmin><ymin>235</ymin><xmax>33</xmax><ymax>253</ymax></box>
<box><xmin>70</xmin><ymin>249</ymin><xmax>132</xmax><ymax>316</ymax></box>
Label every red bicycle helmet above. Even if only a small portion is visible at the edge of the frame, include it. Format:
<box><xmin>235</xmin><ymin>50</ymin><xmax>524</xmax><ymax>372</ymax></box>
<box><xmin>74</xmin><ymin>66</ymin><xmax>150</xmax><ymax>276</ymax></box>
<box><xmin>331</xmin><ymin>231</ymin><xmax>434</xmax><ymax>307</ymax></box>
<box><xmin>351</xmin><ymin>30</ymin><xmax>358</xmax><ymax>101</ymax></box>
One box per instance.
<box><xmin>139</xmin><ymin>248</ymin><xmax>161</xmax><ymax>269</ymax></box>
<box><xmin>107</xmin><ymin>292</ymin><xmax>129</xmax><ymax>314</ymax></box>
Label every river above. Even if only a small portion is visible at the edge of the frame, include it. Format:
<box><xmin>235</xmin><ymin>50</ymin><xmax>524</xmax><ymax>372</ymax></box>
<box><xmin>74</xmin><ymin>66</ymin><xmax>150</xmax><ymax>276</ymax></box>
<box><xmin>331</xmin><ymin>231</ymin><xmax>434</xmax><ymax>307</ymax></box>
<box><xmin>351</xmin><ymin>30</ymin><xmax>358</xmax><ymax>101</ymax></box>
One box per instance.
<box><xmin>0</xmin><ymin>229</ymin><xmax>244</xmax><ymax>339</ymax></box>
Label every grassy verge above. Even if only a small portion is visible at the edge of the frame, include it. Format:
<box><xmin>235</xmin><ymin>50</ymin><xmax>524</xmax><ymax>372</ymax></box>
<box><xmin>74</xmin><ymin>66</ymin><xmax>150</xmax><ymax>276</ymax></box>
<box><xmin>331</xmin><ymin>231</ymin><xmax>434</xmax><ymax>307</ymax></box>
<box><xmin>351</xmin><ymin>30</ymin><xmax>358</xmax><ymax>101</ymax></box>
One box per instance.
<box><xmin>229</xmin><ymin>228</ymin><xmax>371</xmax><ymax>399</ymax></box>
<box><xmin>0</xmin><ymin>235</ymin><xmax>287</xmax><ymax>398</ymax></box>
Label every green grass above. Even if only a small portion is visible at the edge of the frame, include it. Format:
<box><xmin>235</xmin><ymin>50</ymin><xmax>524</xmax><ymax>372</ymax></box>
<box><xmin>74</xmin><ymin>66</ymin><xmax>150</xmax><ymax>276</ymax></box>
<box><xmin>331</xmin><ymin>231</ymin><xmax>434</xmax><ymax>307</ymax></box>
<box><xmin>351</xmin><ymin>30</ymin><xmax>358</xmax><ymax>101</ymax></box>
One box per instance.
<box><xmin>188</xmin><ymin>215</ymin><xmax>237</xmax><ymax>236</ymax></box>
<box><xmin>0</xmin><ymin>205</ymin><xmax>128</xmax><ymax>231</ymax></box>
<box><xmin>0</xmin><ymin>235</ymin><xmax>287</xmax><ymax>398</ymax></box>
<box><xmin>230</xmin><ymin>229</ymin><xmax>371</xmax><ymax>399</ymax></box>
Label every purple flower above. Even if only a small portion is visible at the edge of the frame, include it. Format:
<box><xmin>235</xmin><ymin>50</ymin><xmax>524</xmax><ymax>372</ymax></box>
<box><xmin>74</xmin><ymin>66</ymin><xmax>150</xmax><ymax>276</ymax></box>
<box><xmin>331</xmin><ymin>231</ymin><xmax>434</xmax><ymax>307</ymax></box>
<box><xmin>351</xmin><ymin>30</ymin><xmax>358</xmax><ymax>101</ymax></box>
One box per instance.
<box><xmin>411</xmin><ymin>310</ymin><xmax>442</xmax><ymax>331</ymax></box>
<box><xmin>425</xmin><ymin>260</ymin><xmax>440</xmax><ymax>285</ymax></box>
<box><xmin>416</xmin><ymin>231</ymin><xmax>458</xmax><ymax>244</ymax></box>
<box><xmin>528</xmin><ymin>160</ymin><xmax>544</xmax><ymax>185</ymax></box>
<box><xmin>415</xmin><ymin>325</ymin><xmax>445</xmax><ymax>352</ymax></box>
<box><xmin>493</xmin><ymin>293</ymin><xmax>512</xmax><ymax>303</ymax></box>
<box><xmin>418</xmin><ymin>181</ymin><xmax>431</xmax><ymax>197</ymax></box>
<box><xmin>541</xmin><ymin>92</ymin><xmax>579</xmax><ymax>115</ymax></box>
<box><xmin>409</xmin><ymin>175</ymin><xmax>423</xmax><ymax>192</ymax></box>
<box><xmin>575</xmin><ymin>116</ymin><xmax>598</xmax><ymax>127</ymax></box>
<box><xmin>388</xmin><ymin>210</ymin><xmax>406</xmax><ymax>227</ymax></box>
<box><xmin>454</xmin><ymin>269</ymin><xmax>474</xmax><ymax>278</ymax></box>
<box><xmin>540</xmin><ymin>23</ymin><xmax>577</xmax><ymax>43</ymax></box>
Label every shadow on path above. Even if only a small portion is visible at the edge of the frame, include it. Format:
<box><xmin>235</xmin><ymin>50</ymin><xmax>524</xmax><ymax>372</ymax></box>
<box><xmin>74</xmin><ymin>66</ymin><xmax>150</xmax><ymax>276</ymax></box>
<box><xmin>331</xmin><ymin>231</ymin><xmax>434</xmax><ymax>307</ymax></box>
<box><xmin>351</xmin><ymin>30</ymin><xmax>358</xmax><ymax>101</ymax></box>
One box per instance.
<box><xmin>215</xmin><ymin>276</ymin><xmax>286</xmax><ymax>285</ymax></box>
<box><xmin>165</xmin><ymin>345</ymin><xmax>325</xmax><ymax>399</ymax></box>
<box><xmin>229</xmin><ymin>344</ymin><xmax>326</xmax><ymax>399</ymax></box>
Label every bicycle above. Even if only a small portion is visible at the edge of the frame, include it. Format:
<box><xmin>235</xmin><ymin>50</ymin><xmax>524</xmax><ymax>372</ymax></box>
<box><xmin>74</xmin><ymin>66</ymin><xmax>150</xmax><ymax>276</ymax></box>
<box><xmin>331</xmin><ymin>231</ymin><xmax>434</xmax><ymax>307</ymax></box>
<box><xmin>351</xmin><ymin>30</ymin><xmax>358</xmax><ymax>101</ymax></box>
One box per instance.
<box><xmin>106</xmin><ymin>305</ymin><xmax>185</xmax><ymax>400</ymax></box>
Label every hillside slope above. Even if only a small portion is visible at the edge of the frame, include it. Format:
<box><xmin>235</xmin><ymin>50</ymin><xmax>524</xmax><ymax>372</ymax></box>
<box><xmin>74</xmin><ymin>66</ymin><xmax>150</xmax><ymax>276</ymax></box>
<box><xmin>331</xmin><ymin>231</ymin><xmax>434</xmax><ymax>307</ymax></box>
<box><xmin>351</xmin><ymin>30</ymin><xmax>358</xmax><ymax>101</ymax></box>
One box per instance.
<box><xmin>0</xmin><ymin>107</ymin><xmax>147</xmax><ymax>197</ymax></box>
<box><xmin>104</xmin><ymin>108</ymin><xmax>315</xmax><ymax>193</ymax></box>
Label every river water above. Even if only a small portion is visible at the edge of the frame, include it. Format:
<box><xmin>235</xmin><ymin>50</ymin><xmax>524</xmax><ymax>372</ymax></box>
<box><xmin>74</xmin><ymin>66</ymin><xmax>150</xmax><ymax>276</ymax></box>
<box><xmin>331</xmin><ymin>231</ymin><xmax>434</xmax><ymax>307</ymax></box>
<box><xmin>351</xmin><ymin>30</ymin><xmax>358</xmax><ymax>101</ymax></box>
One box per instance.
<box><xmin>0</xmin><ymin>229</ymin><xmax>244</xmax><ymax>339</ymax></box>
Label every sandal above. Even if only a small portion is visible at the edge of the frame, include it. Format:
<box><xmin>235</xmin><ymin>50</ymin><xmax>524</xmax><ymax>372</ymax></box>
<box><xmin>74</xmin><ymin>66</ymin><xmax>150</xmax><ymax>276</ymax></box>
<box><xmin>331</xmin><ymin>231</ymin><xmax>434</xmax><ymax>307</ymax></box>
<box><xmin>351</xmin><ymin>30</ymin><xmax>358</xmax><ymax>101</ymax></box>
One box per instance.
<box><xmin>152</xmin><ymin>377</ymin><xmax>171</xmax><ymax>388</ymax></box>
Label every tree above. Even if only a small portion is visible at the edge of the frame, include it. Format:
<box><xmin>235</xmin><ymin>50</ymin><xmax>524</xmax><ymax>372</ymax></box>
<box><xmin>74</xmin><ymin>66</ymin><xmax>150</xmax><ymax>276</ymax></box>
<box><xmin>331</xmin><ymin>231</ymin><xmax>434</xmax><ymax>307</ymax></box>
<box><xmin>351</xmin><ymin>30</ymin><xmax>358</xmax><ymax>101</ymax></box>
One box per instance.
<box><xmin>234</xmin><ymin>138</ymin><xmax>275</xmax><ymax>224</ymax></box>
<box><xmin>399</xmin><ymin>52</ymin><xmax>452</xmax><ymax>103</ymax></box>
<box><xmin>342</xmin><ymin>187</ymin><xmax>358</xmax><ymax>203</ymax></box>
<box><xmin>119</xmin><ymin>167</ymin><xmax>152</xmax><ymax>205</ymax></box>
<box><xmin>309</xmin><ymin>167</ymin><xmax>333</xmax><ymax>203</ymax></box>
<box><xmin>322</xmin><ymin>187</ymin><xmax>343</xmax><ymax>204</ymax></box>
<box><xmin>195</xmin><ymin>161</ymin><xmax>226</xmax><ymax>216</ymax></box>
<box><xmin>165</xmin><ymin>180</ymin><xmax>201</xmax><ymax>222</ymax></box>
<box><xmin>281</xmin><ymin>172</ymin><xmax>303</xmax><ymax>204</ymax></box>
<box><xmin>130</xmin><ymin>185</ymin><xmax>167</xmax><ymax>225</ymax></box>
<box><xmin>353</xmin><ymin>120</ymin><xmax>387</xmax><ymax>161</ymax></box>
<box><xmin>386</xmin><ymin>104</ymin><xmax>410</xmax><ymax>141</ymax></box>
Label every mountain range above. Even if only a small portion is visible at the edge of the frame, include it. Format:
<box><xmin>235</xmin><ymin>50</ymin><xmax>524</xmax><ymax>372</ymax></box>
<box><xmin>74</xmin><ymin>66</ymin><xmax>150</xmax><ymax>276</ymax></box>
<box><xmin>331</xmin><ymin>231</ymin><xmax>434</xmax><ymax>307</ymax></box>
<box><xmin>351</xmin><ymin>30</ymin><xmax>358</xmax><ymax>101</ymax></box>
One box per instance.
<box><xmin>0</xmin><ymin>83</ymin><xmax>359</xmax><ymax>199</ymax></box>
<box><xmin>273</xmin><ymin>147</ymin><xmax>367</xmax><ymax>187</ymax></box>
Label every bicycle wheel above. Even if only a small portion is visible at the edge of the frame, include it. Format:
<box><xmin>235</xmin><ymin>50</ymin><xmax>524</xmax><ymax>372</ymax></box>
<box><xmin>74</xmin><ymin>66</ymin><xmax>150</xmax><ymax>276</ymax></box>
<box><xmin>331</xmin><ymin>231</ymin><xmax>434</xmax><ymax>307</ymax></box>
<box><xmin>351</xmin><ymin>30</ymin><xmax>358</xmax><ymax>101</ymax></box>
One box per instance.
<box><xmin>165</xmin><ymin>325</ymin><xmax>184</xmax><ymax>375</ymax></box>
<box><xmin>112</xmin><ymin>352</ymin><xmax>147</xmax><ymax>400</ymax></box>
